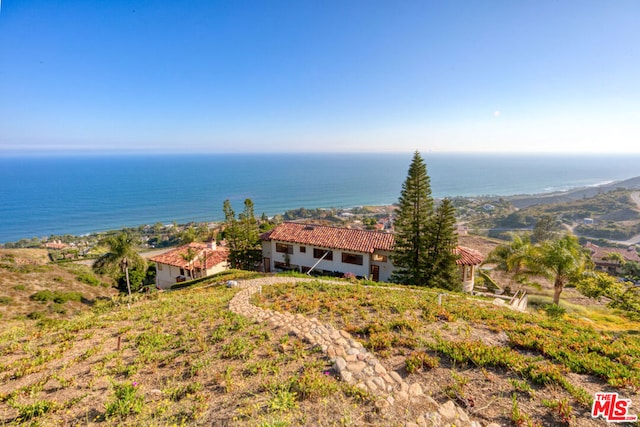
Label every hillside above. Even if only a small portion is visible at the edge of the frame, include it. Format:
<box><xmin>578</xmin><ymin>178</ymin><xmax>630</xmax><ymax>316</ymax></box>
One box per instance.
<box><xmin>0</xmin><ymin>249</ymin><xmax>117</xmax><ymax>325</ymax></box>
<box><xmin>0</xmin><ymin>266</ymin><xmax>638</xmax><ymax>426</ymax></box>
<box><xmin>467</xmin><ymin>188</ymin><xmax>640</xmax><ymax>244</ymax></box>
<box><xmin>507</xmin><ymin>176</ymin><xmax>640</xmax><ymax>209</ymax></box>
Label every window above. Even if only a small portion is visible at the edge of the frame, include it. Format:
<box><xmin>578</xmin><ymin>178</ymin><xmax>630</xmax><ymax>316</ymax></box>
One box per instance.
<box><xmin>342</xmin><ymin>252</ymin><xmax>363</xmax><ymax>265</ymax></box>
<box><xmin>276</xmin><ymin>243</ymin><xmax>293</xmax><ymax>254</ymax></box>
<box><xmin>372</xmin><ymin>254</ymin><xmax>387</xmax><ymax>262</ymax></box>
<box><xmin>299</xmin><ymin>246</ymin><xmax>306</xmax><ymax>253</ymax></box>
<box><xmin>313</xmin><ymin>248</ymin><xmax>333</xmax><ymax>260</ymax></box>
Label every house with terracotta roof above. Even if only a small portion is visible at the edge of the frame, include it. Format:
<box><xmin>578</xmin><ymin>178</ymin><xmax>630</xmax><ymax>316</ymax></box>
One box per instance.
<box><xmin>261</xmin><ymin>222</ymin><xmax>396</xmax><ymax>282</ymax></box>
<box><xmin>584</xmin><ymin>242</ymin><xmax>640</xmax><ymax>275</ymax></box>
<box><xmin>150</xmin><ymin>242</ymin><xmax>229</xmax><ymax>289</ymax></box>
<box><xmin>260</xmin><ymin>222</ymin><xmax>484</xmax><ymax>289</ymax></box>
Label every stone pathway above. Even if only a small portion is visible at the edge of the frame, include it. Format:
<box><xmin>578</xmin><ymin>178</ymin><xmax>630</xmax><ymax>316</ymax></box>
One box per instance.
<box><xmin>228</xmin><ymin>277</ymin><xmax>501</xmax><ymax>427</ymax></box>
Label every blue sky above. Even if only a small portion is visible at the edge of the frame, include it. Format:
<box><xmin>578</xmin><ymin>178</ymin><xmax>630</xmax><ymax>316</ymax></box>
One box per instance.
<box><xmin>1</xmin><ymin>1</ymin><xmax>639</xmax><ymax>155</ymax></box>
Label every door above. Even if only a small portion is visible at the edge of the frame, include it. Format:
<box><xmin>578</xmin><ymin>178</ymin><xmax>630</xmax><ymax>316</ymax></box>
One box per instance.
<box><xmin>263</xmin><ymin>257</ymin><xmax>271</xmax><ymax>273</ymax></box>
<box><xmin>370</xmin><ymin>265</ymin><xmax>380</xmax><ymax>282</ymax></box>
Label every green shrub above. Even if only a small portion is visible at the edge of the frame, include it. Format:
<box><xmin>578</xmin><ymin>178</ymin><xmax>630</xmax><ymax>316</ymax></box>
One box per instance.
<box><xmin>268</xmin><ymin>390</ymin><xmax>298</xmax><ymax>412</ymax></box>
<box><xmin>405</xmin><ymin>351</ymin><xmax>439</xmax><ymax>373</ymax></box>
<box><xmin>0</xmin><ymin>296</ymin><xmax>11</xmax><ymax>305</ymax></box>
<box><xmin>544</xmin><ymin>304</ymin><xmax>566</xmax><ymax>319</ymax></box>
<box><xmin>105</xmin><ymin>381</ymin><xmax>144</xmax><ymax>418</ymax></box>
<box><xmin>30</xmin><ymin>290</ymin><xmax>54</xmax><ymax>302</ymax></box>
<box><xmin>30</xmin><ymin>290</ymin><xmax>82</xmax><ymax>304</ymax></box>
<box><xmin>13</xmin><ymin>284</ymin><xmax>26</xmax><ymax>291</ymax></box>
<box><xmin>76</xmin><ymin>273</ymin><xmax>102</xmax><ymax>286</ymax></box>
<box><xmin>53</xmin><ymin>291</ymin><xmax>82</xmax><ymax>304</ymax></box>
<box><xmin>27</xmin><ymin>311</ymin><xmax>46</xmax><ymax>320</ymax></box>
<box><xmin>292</xmin><ymin>368</ymin><xmax>339</xmax><ymax>400</ymax></box>
<box><xmin>14</xmin><ymin>399</ymin><xmax>56</xmax><ymax>421</ymax></box>
<box><xmin>51</xmin><ymin>303</ymin><xmax>67</xmax><ymax>314</ymax></box>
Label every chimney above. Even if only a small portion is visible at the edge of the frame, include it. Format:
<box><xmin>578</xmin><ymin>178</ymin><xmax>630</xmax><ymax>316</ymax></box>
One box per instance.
<box><xmin>208</xmin><ymin>240</ymin><xmax>217</xmax><ymax>250</ymax></box>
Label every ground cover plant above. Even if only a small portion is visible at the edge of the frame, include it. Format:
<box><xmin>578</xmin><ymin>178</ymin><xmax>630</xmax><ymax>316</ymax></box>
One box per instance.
<box><xmin>255</xmin><ymin>280</ymin><xmax>640</xmax><ymax>426</ymax></box>
<box><xmin>1</xmin><ymin>250</ymin><xmax>638</xmax><ymax>426</ymax></box>
<box><xmin>0</xmin><ymin>272</ymin><xmax>400</xmax><ymax>426</ymax></box>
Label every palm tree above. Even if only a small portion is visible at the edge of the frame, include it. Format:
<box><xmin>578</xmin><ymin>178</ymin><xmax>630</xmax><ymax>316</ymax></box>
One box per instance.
<box><xmin>531</xmin><ymin>235</ymin><xmax>592</xmax><ymax>305</ymax></box>
<box><xmin>484</xmin><ymin>234</ymin><xmax>534</xmax><ymax>291</ymax></box>
<box><xmin>93</xmin><ymin>231</ymin><xmax>146</xmax><ymax>306</ymax></box>
<box><xmin>181</xmin><ymin>246</ymin><xmax>198</xmax><ymax>280</ymax></box>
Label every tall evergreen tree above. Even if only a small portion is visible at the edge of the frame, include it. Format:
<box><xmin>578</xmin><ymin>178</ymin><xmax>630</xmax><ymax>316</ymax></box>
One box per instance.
<box><xmin>424</xmin><ymin>199</ymin><xmax>460</xmax><ymax>290</ymax></box>
<box><xmin>391</xmin><ymin>151</ymin><xmax>434</xmax><ymax>286</ymax></box>
<box><xmin>223</xmin><ymin>199</ymin><xmax>262</xmax><ymax>270</ymax></box>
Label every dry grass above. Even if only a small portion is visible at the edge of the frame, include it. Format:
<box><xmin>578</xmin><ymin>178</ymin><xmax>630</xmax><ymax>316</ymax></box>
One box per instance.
<box><xmin>0</xmin><ymin>249</ymin><xmax>638</xmax><ymax>426</ymax></box>
<box><xmin>0</xmin><ymin>250</ymin><xmax>117</xmax><ymax>326</ymax></box>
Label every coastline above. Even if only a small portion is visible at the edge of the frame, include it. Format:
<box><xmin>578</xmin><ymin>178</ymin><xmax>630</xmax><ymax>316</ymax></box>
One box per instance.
<box><xmin>3</xmin><ymin>153</ymin><xmax>640</xmax><ymax>243</ymax></box>
<box><xmin>3</xmin><ymin>175</ymin><xmax>640</xmax><ymax>246</ymax></box>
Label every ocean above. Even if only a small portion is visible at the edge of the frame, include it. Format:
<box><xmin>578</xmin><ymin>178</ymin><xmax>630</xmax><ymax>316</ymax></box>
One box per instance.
<box><xmin>1</xmin><ymin>152</ymin><xmax>639</xmax><ymax>243</ymax></box>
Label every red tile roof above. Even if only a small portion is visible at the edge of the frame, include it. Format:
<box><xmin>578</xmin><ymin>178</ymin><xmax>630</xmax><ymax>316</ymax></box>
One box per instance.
<box><xmin>149</xmin><ymin>242</ymin><xmax>228</xmax><ymax>269</ymax></box>
<box><xmin>585</xmin><ymin>242</ymin><xmax>640</xmax><ymax>263</ymax></box>
<box><xmin>261</xmin><ymin>223</ymin><xmax>484</xmax><ymax>265</ymax></box>
<box><xmin>261</xmin><ymin>222</ymin><xmax>395</xmax><ymax>253</ymax></box>
<box><xmin>42</xmin><ymin>241</ymin><xmax>68</xmax><ymax>249</ymax></box>
<box><xmin>455</xmin><ymin>246</ymin><xmax>484</xmax><ymax>266</ymax></box>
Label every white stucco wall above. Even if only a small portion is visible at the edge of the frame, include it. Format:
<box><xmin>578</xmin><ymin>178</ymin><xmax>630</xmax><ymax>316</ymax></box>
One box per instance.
<box><xmin>262</xmin><ymin>240</ymin><xmax>394</xmax><ymax>282</ymax></box>
<box><xmin>155</xmin><ymin>261</ymin><xmax>228</xmax><ymax>290</ymax></box>
<box><xmin>155</xmin><ymin>263</ymin><xmax>187</xmax><ymax>289</ymax></box>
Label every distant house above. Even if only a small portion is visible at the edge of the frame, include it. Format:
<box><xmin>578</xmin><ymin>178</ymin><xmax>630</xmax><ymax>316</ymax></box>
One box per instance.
<box><xmin>585</xmin><ymin>242</ymin><xmax>640</xmax><ymax>275</ymax></box>
<box><xmin>42</xmin><ymin>240</ymin><xmax>68</xmax><ymax>250</ymax></box>
<box><xmin>260</xmin><ymin>222</ymin><xmax>484</xmax><ymax>289</ymax></box>
<box><xmin>150</xmin><ymin>242</ymin><xmax>228</xmax><ymax>289</ymax></box>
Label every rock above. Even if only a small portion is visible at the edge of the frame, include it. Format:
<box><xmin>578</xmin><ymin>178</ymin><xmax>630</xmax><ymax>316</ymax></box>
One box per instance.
<box><xmin>334</xmin><ymin>357</ymin><xmax>347</xmax><ymax>372</ymax></box>
<box><xmin>408</xmin><ymin>383</ymin><xmax>423</xmax><ymax>396</ymax></box>
<box><xmin>438</xmin><ymin>400</ymin><xmax>457</xmax><ymax>420</ymax></box>
<box><xmin>372</xmin><ymin>377</ymin><xmax>386</xmax><ymax>390</ymax></box>
<box><xmin>329</xmin><ymin>329</ymin><xmax>341</xmax><ymax>340</ymax></box>
<box><xmin>374</xmin><ymin>399</ymin><xmax>390</xmax><ymax>412</ymax></box>
<box><xmin>383</xmin><ymin>374</ymin><xmax>396</xmax><ymax>386</ymax></box>
<box><xmin>374</xmin><ymin>363</ymin><xmax>387</xmax><ymax>375</ymax></box>
<box><xmin>424</xmin><ymin>396</ymin><xmax>438</xmax><ymax>407</ymax></box>
<box><xmin>395</xmin><ymin>391</ymin><xmax>409</xmax><ymax>401</ymax></box>
<box><xmin>341</xmin><ymin>371</ymin><xmax>353</xmax><ymax>383</ymax></box>
<box><xmin>347</xmin><ymin>347</ymin><xmax>360</xmax><ymax>355</ymax></box>
<box><xmin>389</xmin><ymin>371</ymin><xmax>403</xmax><ymax>384</ymax></box>
<box><xmin>456</xmin><ymin>406</ymin><xmax>470</xmax><ymax>422</ymax></box>
<box><xmin>348</xmin><ymin>361</ymin><xmax>367</xmax><ymax>373</ymax></box>
<box><xmin>335</xmin><ymin>338</ymin><xmax>348</xmax><ymax>347</ymax></box>
<box><xmin>366</xmin><ymin>380</ymin><xmax>377</xmax><ymax>391</ymax></box>
<box><xmin>327</xmin><ymin>345</ymin><xmax>337</xmax><ymax>359</ymax></box>
<box><xmin>339</xmin><ymin>330</ymin><xmax>351</xmax><ymax>339</ymax></box>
